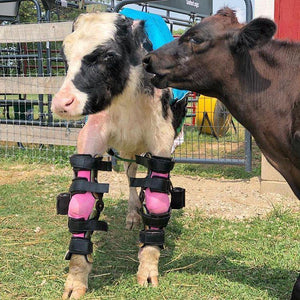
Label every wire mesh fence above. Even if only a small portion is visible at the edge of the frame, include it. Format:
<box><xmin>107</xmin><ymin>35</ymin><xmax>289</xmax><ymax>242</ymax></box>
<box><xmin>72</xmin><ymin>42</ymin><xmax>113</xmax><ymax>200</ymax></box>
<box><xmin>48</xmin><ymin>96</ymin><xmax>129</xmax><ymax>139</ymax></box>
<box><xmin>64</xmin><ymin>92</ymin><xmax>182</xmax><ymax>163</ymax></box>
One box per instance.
<box><xmin>0</xmin><ymin>20</ymin><xmax>249</xmax><ymax>167</ymax></box>
<box><xmin>173</xmin><ymin>93</ymin><xmax>246</xmax><ymax>166</ymax></box>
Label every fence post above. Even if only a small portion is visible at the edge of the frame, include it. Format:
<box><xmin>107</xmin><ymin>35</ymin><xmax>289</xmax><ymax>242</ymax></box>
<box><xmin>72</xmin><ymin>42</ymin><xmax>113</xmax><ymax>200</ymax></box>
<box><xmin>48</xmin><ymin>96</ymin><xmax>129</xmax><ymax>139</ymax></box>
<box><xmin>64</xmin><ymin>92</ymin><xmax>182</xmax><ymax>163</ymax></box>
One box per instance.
<box><xmin>244</xmin><ymin>0</ymin><xmax>253</xmax><ymax>172</ymax></box>
<box><xmin>244</xmin><ymin>130</ymin><xmax>252</xmax><ymax>172</ymax></box>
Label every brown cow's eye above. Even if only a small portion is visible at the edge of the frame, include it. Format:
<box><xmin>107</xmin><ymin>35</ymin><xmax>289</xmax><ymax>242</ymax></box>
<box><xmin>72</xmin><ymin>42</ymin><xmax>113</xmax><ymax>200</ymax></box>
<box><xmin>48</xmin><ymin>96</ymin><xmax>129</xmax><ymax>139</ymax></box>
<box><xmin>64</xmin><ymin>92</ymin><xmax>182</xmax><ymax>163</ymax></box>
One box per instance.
<box><xmin>190</xmin><ymin>37</ymin><xmax>204</xmax><ymax>44</ymax></box>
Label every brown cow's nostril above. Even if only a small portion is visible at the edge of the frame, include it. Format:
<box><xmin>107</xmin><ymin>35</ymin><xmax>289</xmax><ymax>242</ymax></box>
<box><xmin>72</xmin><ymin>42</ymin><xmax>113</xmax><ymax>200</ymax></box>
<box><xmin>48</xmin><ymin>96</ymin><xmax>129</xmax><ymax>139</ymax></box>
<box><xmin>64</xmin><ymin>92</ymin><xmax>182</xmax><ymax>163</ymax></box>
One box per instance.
<box><xmin>143</xmin><ymin>54</ymin><xmax>150</xmax><ymax>64</ymax></box>
<box><xmin>143</xmin><ymin>54</ymin><xmax>154</xmax><ymax>73</ymax></box>
<box><xmin>142</xmin><ymin>54</ymin><xmax>151</xmax><ymax>65</ymax></box>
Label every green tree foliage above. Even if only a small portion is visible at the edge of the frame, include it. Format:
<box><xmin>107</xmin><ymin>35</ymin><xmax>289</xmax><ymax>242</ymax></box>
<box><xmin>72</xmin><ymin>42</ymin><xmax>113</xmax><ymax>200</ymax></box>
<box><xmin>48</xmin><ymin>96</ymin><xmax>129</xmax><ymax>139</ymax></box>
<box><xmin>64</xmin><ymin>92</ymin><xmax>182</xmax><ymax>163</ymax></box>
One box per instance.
<box><xmin>17</xmin><ymin>0</ymin><xmax>82</xmax><ymax>23</ymax></box>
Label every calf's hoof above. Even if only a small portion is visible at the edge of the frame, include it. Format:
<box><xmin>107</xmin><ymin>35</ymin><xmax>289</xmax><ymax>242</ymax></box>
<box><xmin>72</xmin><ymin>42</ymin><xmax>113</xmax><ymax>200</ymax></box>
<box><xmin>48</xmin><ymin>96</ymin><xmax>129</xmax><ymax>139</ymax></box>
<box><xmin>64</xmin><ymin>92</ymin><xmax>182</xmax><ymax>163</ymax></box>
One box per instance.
<box><xmin>126</xmin><ymin>211</ymin><xmax>141</xmax><ymax>230</ymax></box>
<box><xmin>137</xmin><ymin>246</ymin><xmax>160</xmax><ymax>287</ymax></box>
<box><xmin>62</xmin><ymin>254</ymin><xmax>92</xmax><ymax>299</ymax></box>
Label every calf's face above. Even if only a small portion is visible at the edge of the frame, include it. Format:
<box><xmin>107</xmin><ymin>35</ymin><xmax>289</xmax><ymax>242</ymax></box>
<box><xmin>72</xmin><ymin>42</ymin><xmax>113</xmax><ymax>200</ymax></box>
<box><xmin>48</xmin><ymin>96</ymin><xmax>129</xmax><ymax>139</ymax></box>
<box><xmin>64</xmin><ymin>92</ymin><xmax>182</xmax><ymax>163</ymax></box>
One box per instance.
<box><xmin>52</xmin><ymin>13</ymin><xmax>143</xmax><ymax>119</ymax></box>
<box><xmin>144</xmin><ymin>8</ymin><xmax>276</xmax><ymax>95</ymax></box>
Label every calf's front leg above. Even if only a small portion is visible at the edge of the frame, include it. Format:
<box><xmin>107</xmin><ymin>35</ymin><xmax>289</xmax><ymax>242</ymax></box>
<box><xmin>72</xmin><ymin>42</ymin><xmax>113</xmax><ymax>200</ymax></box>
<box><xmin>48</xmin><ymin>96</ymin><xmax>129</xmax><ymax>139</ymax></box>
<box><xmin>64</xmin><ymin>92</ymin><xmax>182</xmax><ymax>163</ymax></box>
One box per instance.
<box><xmin>62</xmin><ymin>114</ymin><xmax>109</xmax><ymax>299</ymax></box>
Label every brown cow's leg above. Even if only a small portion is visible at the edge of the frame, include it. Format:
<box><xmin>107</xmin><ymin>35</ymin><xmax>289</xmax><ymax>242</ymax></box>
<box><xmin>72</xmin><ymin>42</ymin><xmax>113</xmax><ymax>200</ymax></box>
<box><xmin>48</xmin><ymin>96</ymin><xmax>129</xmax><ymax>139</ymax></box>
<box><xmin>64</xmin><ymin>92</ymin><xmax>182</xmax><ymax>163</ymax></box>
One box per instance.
<box><xmin>63</xmin><ymin>114</ymin><xmax>109</xmax><ymax>299</ymax></box>
<box><xmin>291</xmin><ymin>273</ymin><xmax>300</xmax><ymax>300</ymax></box>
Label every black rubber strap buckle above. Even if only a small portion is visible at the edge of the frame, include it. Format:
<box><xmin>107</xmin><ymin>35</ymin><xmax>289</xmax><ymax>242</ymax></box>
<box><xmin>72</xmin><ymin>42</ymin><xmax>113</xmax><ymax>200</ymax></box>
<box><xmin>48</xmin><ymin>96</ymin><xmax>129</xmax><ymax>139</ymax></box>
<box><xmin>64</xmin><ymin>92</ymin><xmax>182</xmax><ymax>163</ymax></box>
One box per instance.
<box><xmin>170</xmin><ymin>187</ymin><xmax>185</xmax><ymax>209</ymax></box>
<box><xmin>65</xmin><ymin>237</ymin><xmax>93</xmax><ymax>260</ymax></box>
<box><xmin>130</xmin><ymin>177</ymin><xmax>170</xmax><ymax>193</ymax></box>
<box><xmin>56</xmin><ymin>192</ymin><xmax>71</xmax><ymax>215</ymax></box>
<box><xmin>141</xmin><ymin>205</ymin><xmax>171</xmax><ymax>228</ymax></box>
<box><xmin>139</xmin><ymin>229</ymin><xmax>165</xmax><ymax>247</ymax></box>
<box><xmin>68</xmin><ymin>218</ymin><xmax>108</xmax><ymax>234</ymax></box>
<box><xmin>69</xmin><ymin>178</ymin><xmax>109</xmax><ymax>194</ymax></box>
<box><xmin>70</xmin><ymin>154</ymin><xmax>112</xmax><ymax>171</ymax></box>
<box><xmin>135</xmin><ymin>155</ymin><xmax>175</xmax><ymax>173</ymax></box>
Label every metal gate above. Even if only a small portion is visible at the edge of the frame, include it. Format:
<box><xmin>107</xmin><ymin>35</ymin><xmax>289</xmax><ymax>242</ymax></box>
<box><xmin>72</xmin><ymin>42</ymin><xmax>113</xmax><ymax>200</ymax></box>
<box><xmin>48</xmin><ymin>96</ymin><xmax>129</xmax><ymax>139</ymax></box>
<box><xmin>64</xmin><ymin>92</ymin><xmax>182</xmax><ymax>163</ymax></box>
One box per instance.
<box><xmin>0</xmin><ymin>0</ymin><xmax>253</xmax><ymax>171</ymax></box>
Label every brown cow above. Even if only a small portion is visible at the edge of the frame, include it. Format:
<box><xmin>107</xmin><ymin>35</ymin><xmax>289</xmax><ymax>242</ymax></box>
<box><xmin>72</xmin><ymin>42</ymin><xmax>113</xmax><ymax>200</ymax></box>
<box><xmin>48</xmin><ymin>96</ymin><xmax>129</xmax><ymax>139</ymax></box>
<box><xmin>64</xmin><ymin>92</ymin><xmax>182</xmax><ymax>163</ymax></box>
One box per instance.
<box><xmin>143</xmin><ymin>7</ymin><xmax>300</xmax><ymax>300</ymax></box>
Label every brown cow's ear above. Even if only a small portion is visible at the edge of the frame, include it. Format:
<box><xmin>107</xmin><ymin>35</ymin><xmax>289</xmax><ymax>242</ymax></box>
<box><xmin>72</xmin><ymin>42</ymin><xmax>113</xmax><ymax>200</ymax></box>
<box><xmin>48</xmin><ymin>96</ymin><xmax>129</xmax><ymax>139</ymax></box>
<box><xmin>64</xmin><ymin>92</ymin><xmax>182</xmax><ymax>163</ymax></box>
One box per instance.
<box><xmin>216</xmin><ymin>7</ymin><xmax>239</xmax><ymax>24</ymax></box>
<box><xmin>231</xmin><ymin>18</ymin><xmax>276</xmax><ymax>52</ymax></box>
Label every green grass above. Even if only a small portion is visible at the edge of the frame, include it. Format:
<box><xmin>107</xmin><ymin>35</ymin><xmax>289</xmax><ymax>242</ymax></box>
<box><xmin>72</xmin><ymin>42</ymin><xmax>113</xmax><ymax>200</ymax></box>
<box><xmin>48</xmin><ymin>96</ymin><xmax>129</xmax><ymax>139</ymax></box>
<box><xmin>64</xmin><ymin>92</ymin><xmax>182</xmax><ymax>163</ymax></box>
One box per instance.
<box><xmin>0</xmin><ymin>145</ymin><xmax>261</xmax><ymax>180</ymax></box>
<box><xmin>0</xmin><ymin>144</ymin><xmax>76</xmax><ymax>166</ymax></box>
<box><xmin>0</xmin><ymin>171</ymin><xmax>299</xmax><ymax>299</ymax></box>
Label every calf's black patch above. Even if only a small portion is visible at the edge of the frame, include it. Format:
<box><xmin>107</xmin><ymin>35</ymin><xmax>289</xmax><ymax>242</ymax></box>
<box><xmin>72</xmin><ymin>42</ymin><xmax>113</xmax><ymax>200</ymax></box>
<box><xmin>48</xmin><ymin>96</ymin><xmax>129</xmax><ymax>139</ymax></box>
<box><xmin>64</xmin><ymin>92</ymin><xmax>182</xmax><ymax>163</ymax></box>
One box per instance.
<box><xmin>70</xmin><ymin>14</ymin><xmax>157</xmax><ymax>115</ymax></box>
<box><xmin>72</xmin><ymin>15</ymin><xmax>142</xmax><ymax>114</ymax></box>
<box><xmin>73</xmin><ymin>41</ymin><xmax>130</xmax><ymax>114</ymax></box>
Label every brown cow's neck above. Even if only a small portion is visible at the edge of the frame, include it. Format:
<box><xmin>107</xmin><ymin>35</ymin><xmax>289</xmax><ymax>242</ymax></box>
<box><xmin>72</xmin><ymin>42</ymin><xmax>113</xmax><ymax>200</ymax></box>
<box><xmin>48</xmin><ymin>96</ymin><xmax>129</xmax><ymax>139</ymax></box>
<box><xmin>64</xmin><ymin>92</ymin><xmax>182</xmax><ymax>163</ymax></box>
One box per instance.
<box><xmin>213</xmin><ymin>42</ymin><xmax>300</xmax><ymax>133</ymax></box>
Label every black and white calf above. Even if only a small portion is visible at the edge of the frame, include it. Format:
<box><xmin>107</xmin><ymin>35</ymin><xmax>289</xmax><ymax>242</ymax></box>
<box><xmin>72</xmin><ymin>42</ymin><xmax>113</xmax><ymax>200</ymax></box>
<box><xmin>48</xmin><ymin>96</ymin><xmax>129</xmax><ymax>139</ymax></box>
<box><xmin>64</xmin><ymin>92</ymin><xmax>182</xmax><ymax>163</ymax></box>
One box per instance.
<box><xmin>51</xmin><ymin>12</ymin><xmax>186</xmax><ymax>299</ymax></box>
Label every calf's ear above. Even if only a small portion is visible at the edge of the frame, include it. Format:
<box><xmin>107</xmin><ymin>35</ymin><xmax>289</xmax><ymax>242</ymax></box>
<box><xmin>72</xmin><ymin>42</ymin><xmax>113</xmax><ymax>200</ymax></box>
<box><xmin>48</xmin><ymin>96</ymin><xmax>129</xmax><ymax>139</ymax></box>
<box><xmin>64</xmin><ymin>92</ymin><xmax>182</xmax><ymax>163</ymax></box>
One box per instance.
<box><xmin>132</xmin><ymin>20</ymin><xmax>153</xmax><ymax>51</ymax></box>
<box><xmin>231</xmin><ymin>18</ymin><xmax>276</xmax><ymax>52</ymax></box>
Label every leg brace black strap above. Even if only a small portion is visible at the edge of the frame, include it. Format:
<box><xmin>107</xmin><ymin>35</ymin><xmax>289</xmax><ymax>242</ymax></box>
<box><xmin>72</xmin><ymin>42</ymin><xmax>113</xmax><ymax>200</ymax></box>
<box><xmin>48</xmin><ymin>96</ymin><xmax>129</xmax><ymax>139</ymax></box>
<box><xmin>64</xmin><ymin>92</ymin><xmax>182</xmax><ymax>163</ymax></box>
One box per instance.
<box><xmin>139</xmin><ymin>230</ymin><xmax>165</xmax><ymax>248</ymax></box>
<box><xmin>135</xmin><ymin>154</ymin><xmax>175</xmax><ymax>173</ymax></box>
<box><xmin>68</xmin><ymin>217</ymin><xmax>108</xmax><ymax>233</ymax></box>
<box><xmin>69</xmin><ymin>178</ymin><xmax>109</xmax><ymax>195</ymax></box>
<box><xmin>70</xmin><ymin>154</ymin><xmax>112</xmax><ymax>172</ymax></box>
<box><xmin>130</xmin><ymin>177</ymin><xmax>170</xmax><ymax>193</ymax></box>
<box><xmin>65</xmin><ymin>237</ymin><xmax>93</xmax><ymax>260</ymax></box>
<box><xmin>141</xmin><ymin>204</ymin><xmax>171</xmax><ymax>228</ymax></box>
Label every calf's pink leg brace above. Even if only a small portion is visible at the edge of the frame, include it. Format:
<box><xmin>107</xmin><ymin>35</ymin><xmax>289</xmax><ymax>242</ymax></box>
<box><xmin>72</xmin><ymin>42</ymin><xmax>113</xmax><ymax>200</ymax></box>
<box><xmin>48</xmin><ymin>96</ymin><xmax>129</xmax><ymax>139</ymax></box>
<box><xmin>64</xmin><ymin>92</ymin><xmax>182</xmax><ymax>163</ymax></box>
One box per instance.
<box><xmin>130</xmin><ymin>154</ymin><xmax>185</xmax><ymax>249</ymax></box>
<box><xmin>145</xmin><ymin>172</ymin><xmax>170</xmax><ymax>230</ymax></box>
<box><xmin>68</xmin><ymin>171</ymin><xmax>95</xmax><ymax>238</ymax></box>
<box><xmin>58</xmin><ymin>154</ymin><xmax>111</xmax><ymax>261</ymax></box>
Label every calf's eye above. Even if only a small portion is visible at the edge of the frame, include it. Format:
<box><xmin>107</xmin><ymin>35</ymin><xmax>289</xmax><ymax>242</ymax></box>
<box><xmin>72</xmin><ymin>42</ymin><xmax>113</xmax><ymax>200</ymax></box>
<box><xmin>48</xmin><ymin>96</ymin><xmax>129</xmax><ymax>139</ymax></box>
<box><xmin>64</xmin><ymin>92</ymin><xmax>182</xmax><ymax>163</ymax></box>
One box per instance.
<box><xmin>104</xmin><ymin>51</ymin><xmax>117</xmax><ymax>61</ymax></box>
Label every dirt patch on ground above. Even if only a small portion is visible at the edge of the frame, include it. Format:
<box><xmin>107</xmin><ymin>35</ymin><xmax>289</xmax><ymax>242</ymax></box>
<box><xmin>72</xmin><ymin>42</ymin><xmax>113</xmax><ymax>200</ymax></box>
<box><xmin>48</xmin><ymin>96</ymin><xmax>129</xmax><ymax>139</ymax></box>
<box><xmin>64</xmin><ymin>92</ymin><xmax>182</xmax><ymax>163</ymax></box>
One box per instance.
<box><xmin>103</xmin><ymin>172</ymin><xmax>299</xmax><ymax>219</ymax></box>
<box><xmin>1</xmin><ymin>165</ymin><xmax>299</xmax><ymax>219</ymax></box>
<box><xmin>0</xmin><ymin>164</ymin><xmax>57</xmax><ymax>185</ymax></box>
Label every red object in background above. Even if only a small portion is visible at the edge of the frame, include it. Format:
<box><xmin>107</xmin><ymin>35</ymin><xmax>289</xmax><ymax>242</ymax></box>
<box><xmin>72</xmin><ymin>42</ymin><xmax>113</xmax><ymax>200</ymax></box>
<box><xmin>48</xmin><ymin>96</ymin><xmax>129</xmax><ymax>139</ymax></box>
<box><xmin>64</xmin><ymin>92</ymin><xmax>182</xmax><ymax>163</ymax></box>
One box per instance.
<box><xmin>274</xmin><ymin>0</ymin><xmax>300</xmax><ymax>41</ymax></box>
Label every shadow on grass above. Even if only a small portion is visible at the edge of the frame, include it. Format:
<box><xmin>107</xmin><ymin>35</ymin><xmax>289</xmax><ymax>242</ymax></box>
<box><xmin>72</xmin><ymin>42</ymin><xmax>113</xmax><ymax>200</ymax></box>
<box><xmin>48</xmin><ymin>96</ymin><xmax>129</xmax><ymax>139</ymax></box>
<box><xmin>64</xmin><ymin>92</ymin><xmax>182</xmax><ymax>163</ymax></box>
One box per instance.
<box><xmin>85</xmin><ymin>198</ymin><xmax>183</xmax><ymax>289</ymax></box>
<box><xmin>82</xmin><ymin>198</ymin><xmax>297</xmax><ymax>299</ymax></box>
<box><xmin>160</xmin><ymin>250</ymin><xmax>297</xmax><ymax>299</ymax></box>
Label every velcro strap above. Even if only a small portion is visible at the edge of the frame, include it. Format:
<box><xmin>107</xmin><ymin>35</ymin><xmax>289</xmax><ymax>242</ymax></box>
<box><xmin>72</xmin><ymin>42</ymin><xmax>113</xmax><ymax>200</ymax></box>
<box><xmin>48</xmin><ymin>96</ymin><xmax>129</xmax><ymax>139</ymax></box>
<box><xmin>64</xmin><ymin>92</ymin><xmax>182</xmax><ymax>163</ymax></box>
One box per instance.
<box><xmin>139</xmin><ymin>229</ymin><xmax>165</xmax><ymax>246</ymax></box>
<box><xmin>65</xmin><ymin>237</ymin><xmax>93</xmax><ymax>260</ymax></box>
<box><xmin>135</xmin><ymin>155</ymin><xmax>175</xmax><ymax>172</ymax></box>
<box><xmin>56</xmin><ymin>192</ymin><xmax>71</xmax><ymax>215</ymax></box>
<box><xmin>70</xmin><ymin>154</ymin><xmax>112</xmax><ymax>171</ymax></box>
<box><xmin>68</xmin><ymin>218</ymin><xmax>108</xmax><ymax>233</ymax></box>
<box><xmin>69</xmin><ymin>178</ymin><xmax>109</xmax><ymax>194</ymax></box>
<box><xmin>141</xmin><ymin>206</ymin><xmax>171</xmax><ymax>228</ymax></box>
<box><xmin>130</xmin><ymin>177</ymin><xmax>170</xmax><ymax>193</ymax></box>
<box><xmin>170</xmin><ymin>187</ymin><xmax>185</xmax><ymax>209</ymax></box>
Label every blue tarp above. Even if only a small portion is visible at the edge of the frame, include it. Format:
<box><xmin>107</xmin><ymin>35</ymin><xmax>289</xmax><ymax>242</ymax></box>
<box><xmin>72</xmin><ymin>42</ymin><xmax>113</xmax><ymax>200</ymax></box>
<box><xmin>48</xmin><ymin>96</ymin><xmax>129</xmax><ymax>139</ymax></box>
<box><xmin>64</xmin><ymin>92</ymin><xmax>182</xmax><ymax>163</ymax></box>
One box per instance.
<box><xmin>120</xmin><ymin>8</ymin><xmax>189</xmax><ymax>102</ymax></box>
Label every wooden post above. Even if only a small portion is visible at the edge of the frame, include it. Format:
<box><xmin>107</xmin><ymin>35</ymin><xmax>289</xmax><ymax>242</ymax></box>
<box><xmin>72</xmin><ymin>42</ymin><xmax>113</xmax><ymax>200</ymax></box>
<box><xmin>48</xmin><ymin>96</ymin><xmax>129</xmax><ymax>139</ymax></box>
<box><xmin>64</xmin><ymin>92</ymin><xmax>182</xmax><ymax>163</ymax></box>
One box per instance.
<box><xmin>260</xmin><ymin>155</ymin><xmax>297</xmax><ymax>199</ymax></box>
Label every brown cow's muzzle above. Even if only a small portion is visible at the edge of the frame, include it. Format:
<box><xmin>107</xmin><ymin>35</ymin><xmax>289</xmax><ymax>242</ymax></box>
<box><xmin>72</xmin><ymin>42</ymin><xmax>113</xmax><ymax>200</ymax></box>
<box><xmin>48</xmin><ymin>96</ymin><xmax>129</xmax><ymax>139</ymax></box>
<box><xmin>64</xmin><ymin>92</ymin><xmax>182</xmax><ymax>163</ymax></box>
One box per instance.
<box><xmin>142</xmin><ymin>54</ymin><xmax>154</xmax><ymax>73</ymax></box>
<box><xmin>143</xmin><ymin>53</ymin><xmax>170</xmax><ymax>89</ymax></box>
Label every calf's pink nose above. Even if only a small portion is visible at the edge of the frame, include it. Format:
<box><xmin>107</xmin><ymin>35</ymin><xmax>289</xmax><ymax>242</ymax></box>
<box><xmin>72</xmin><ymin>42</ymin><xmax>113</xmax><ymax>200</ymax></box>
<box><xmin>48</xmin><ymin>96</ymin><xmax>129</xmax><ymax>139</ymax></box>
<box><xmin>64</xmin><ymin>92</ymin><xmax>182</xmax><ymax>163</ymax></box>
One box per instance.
<box><xmin>52</xmin><ymin>91</ymin><xmax>75</xmax><ymax>113</ymax></box>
